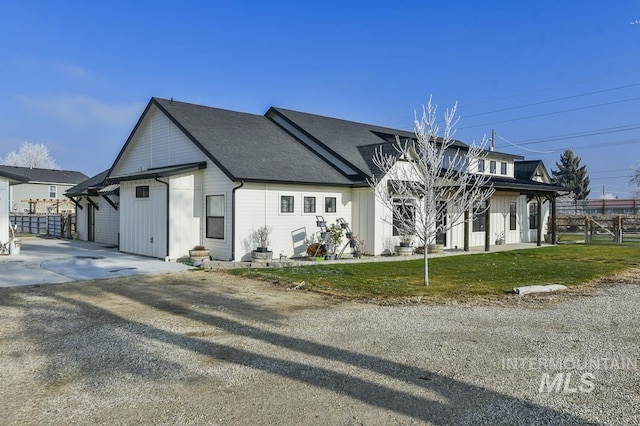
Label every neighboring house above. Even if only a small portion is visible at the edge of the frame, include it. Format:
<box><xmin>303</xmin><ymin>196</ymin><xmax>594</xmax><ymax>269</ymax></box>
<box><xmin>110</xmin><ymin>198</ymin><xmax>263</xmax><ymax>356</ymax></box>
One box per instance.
<box><xmin>0</xmin><ymin>165</ymin><xmax>88</xmax><ymax>214</ymax></box>
<box><xmin>105</xmin><ymin>97</ymin><xmax>564</xmax><ymax>261</ymax></box>
<box><xmin>65</xmin><ymin>170</ymin><xmax>120</xmax><ymax>246</ymax></box>
<box><xmin>0</xmin><ymin>170</ymin><xmax>29</xmax><ymax>245</ymax></box>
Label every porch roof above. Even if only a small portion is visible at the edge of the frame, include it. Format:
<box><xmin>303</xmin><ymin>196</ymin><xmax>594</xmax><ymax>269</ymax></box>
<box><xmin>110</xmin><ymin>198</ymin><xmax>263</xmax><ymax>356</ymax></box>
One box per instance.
<box><xmin>107</xmin><ymin>161</ymin><xmax>207</xmax><ymax>182</ymax></box>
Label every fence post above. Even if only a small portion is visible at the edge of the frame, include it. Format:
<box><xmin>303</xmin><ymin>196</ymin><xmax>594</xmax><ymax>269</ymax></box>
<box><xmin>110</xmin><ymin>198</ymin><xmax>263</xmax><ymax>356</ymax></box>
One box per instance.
<box><xmin>584</xmin><ymin>216</ymin><xmax>590</xmax><ymax>243</ymax></box>
<box><xmin>617</xmin><ymin>215</ymin><xmax>623</xmax><ymax>243</ymax></box>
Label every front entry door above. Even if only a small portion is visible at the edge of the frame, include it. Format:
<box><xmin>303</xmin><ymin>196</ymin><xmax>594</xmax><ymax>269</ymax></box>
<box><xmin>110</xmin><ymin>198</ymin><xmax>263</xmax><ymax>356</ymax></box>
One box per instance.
<box><xmin>87</xmin><ymin>204</ymin><xmax>95</xmax><ymax>242</ymax></box>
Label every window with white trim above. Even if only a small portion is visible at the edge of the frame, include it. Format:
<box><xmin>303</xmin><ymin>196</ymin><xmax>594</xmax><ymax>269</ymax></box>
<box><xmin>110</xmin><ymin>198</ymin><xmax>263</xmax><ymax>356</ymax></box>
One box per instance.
<box><xmin>49</xmin><ymin>185</ymin><xmax>57</xmax><ymax>198</ymax></box>
<box><xmin>303</xmin><ymin>196</ymin><xmax>316</xmax><ymax>213</ymax></box>
<box><xmin>280</xmin><ymin>195</ymin><xmax>294</xmax><ymax>213</ymax></box>
<box><xmin>325</xmin><ymin>196</ymin><xmax>337</xmax><ymax>213</ymax></box>
<box><xmin>500</xmin><ymin>162</ymin><xmax>507</xmax><ymax>175</ymax></box>
<box><xmin>206</xmin><ymin>195</ymin><xmax>224</xmax><ymax>239</ymax></box>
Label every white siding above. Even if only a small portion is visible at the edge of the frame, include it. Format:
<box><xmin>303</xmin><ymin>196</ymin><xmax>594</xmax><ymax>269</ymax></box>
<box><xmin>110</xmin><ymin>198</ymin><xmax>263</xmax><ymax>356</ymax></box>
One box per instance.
<box><xmin>351</xmin><ymin>188</ymin><xmax>377</xmax><ymax>255</ymax></box>
<box><xmin>201</xmin><ymin>163</ymin><xmax>234</xmax><ymax>260</ymax></box>
<box><xmin>111</xmin><ymin>106</ymin><xmax>206</xmax><ymax>176</ymax></box>
<box><xmin>0</xmin><ymin>178</ymin><xmax>8</xmax><ymax>243</ymax></box>
<box><xmin>119</xmin><ymin>179</ymin><xmax>167</xmax><ymax>258</ymax></box>
<box><xmin>75</xmin><ymin>200</ymin><xmax>88</xmax><ymax>241</ymax></box>
<box><xmin>168</xmin><ymin>172</ymin><xmax>201</xmax><ymax>260</ymax></box>
<box><xmin>234</xmin><ymin>183</ymin><xmax>352</xmax><ymax>261</ymax></box>
<box><xmin>94</xmin><ymin>196</ymin><xmax>120</xmax><ymax>245</ymax></box>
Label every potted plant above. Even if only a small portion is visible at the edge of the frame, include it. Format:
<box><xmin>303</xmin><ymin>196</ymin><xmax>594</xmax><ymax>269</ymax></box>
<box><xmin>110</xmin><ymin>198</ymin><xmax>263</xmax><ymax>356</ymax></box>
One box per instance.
<box><xmin>189</xmin><ymin>245</ymin><xmax>210</xmax><ymax>262</ymax></box>
<box><xmin>394</xmin><ymin>233</ymin><xmax>414</xmax><ymax>256</ymax></box>
<box><xmin>250</xmin><ymin>225</ymin><xmax>273</xmax><ymax>262</ymax></box>
<box><xmin>324</xmin><ymin>223</ymin><xmax>343</xmax><ymax>260</ymax></box>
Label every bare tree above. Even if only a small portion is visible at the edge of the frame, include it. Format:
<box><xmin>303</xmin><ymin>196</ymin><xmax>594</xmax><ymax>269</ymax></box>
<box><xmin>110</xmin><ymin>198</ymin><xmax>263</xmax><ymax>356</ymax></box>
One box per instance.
<box><xmin>369</xmin><ymin>98</ymin><xmax>494</xmax><ymax>286</ymax></box>
<box><xmin>1</xmin><ymin>142</ymin><xmax>59</xmax><ymax>169</ymax></box>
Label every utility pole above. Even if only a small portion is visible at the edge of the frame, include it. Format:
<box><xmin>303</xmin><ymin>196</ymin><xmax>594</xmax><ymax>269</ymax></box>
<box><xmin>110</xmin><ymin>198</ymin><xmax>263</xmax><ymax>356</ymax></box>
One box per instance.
<box><xmin>491</xmin><ymin>129</ymin><xmax>496</xmax><ymax>151</ymax></box>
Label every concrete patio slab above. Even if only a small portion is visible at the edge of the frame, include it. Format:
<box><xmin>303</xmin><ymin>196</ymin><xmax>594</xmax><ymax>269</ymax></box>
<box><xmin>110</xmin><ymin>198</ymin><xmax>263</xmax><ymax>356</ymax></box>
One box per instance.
<box><xmin>0</xmin><ymin>238</ymin><xmax>191</xmax><ymax>287</ymax></box>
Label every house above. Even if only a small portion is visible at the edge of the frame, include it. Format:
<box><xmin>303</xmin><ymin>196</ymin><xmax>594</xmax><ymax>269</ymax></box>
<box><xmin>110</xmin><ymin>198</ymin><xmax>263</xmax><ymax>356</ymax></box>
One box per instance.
<box><xmin>65</xmin><ymin>170</ymin><xmax>120</xmax><ymax>245</ymax></box>
<box><xmin>0</xmin><ymin>165</ymin><xmax>88</xmax><ymax>214</ymax></box>
<box><xmin>104</xmin><ymin>97</ymin><xmax>564</xmax><ymax>261</ymax></box>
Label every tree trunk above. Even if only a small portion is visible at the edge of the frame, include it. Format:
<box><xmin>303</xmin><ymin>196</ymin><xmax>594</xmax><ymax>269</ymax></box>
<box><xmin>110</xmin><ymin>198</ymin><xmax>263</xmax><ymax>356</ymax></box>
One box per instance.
<box><xmin>424</xmin><ymin>248</ymin><xmax>429</xmax><ymax>286</ymax></box>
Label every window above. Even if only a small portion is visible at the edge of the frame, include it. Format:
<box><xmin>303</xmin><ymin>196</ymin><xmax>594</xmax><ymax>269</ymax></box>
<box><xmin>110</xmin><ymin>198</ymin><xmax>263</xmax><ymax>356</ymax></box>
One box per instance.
<box><xmin>206</xmin><ymin>195</ymin><xmax>224</xmax><ymax>239</ymax></box>
<box><xmin>135</xmin><ymin>185</ymin><xmax>149</xmax><ymax>198</ymax></box>
<box><xmin>473</xmin><ymin>202</ymin><xmax>486</xmax><ymax>232</ymax></box>
<box><xmin>477</xmin><ymin>159</ymin><xmax>485</xmax><ymax>173</ymax></box>
<box><xmin>325</xmin><ymin>197</ymin><xmax>337</xmax><ymax>213</ymax></box>
<box><xmin>501</xmin><ymin>162</ymin><xmax>507</xmax><ymax>175</ymax></box>
<box><xmin>510</xmin><ymin>201</ymin><xmax>517</xmax><ymax>230</ymax></box>
<box><xmin>49</xmin><ymin>185</ymin><xmax>57</xmax><ymax>198</ymax></box>
<box><xmin>529</xmin><ymin>202</ymin><xmax>538</xmax><ymax>230</ymax></box>
<box><xmin>303</xmin><ymin>196</ymin><xmax>316</xmax><ymax>213</ymax></box>
<box><xmin>392</xmin><ymin>198</ymin><xmax>415</xmax><ymax>236</ymax></box>
<box><xmin>489</xmin><ymin>160</ymin><xmax>496</xmax><ymax>174</ymax></box>
<box><xmin>280</xmin><ymin>195</ymin><xmax>294</xmax><ymax>213</ymax></box>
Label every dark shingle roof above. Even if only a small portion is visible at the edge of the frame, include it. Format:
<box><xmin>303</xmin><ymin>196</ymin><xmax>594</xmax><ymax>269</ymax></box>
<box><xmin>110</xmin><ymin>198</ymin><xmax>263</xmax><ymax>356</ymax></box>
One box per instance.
<box><xmin>0</xmin><ymin>165</ymin><xmax>88</xmax><ymax>185</ymax></box>
<box><xmin>65</xmin><ymin>170</ymin><xmax>109</xmax><ymax>196</ymax></box>
<box><xmin>268</xmin><ymin>107</ymin><xmax>472</xmax><ymax>178</ymax></box>
<box><xmin>151</xmin><ymin>98</ymin><xmax>356</xmax><ymax>185</ymax></box>
<box><xmin>514</xmin><ymin>160</ymin><xmax>544</xmax><ymax>180</ymax></box>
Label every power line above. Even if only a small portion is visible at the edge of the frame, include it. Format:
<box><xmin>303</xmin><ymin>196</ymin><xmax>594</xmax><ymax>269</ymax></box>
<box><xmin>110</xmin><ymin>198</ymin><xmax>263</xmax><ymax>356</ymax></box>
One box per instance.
<box><xmin>463</xmin><ymin>83</ymin><xmax>640</xmax><ymax>119</ymax></box>
<box><xmin>508</xmin><ymin>123</ymin><xmax>640</xmax><ymax>145</ymax></box>
<box><xmin>460</xmin><ymin>96</ymin><xmax>640</xmax><ymax>130</ymax></box>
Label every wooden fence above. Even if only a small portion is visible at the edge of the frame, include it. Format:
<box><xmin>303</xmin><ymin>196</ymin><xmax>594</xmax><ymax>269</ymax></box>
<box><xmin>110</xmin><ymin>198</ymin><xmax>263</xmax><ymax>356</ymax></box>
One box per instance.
<box><xmin>9</xmin><ymin>214</ymin><xmax>75</xmax><ymax>239</ymax></box>
<box><xmin>556</xmin><ymin>215</ymin><xmax>640</xmax><ymax>243</ymax></box>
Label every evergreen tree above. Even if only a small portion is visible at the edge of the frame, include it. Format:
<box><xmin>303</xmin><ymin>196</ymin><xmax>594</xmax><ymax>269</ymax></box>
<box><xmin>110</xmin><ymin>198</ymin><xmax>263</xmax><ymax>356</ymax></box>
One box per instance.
<box><xmin>552</xmin><ymin>149</ymin><xmax>590</xmax><ymax>200</ymax></box>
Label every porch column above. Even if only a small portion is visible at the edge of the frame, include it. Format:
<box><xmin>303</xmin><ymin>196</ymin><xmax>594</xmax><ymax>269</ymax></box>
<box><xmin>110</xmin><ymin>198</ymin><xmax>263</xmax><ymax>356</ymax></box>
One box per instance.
<box><xmin>536</xmin><ymin>196</ymin><xmax>543</xmax><ymax>246</ymax></box>
<box><xmin>464</xmin><ymin>209</ymin><xmax>470</xmax><ymax>252</ymax></box>
<box><xmin>551</xmin><ymin>195</ymin><xmax>557</xmax><ymax>245</ymax></box>
<box><xmin>484</xmin><ymin>200</ymin><xmax>491</xmax><ymax>252</ymax></box>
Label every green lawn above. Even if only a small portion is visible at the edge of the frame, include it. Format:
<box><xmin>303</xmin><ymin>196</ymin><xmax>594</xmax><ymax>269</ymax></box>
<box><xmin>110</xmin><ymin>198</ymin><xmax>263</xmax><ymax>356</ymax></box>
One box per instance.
<box><xmin>229</xmin><ymin>243</ymin><xmax>640</xmax><ymax>299</ymax></box>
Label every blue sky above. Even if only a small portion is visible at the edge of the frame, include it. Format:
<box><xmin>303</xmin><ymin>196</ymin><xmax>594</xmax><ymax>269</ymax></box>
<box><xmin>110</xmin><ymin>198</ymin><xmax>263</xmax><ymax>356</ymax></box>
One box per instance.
<box><xmin>1</xmin><ymin>1</ymin><xmax>639</xmax><ymax>198</ymax></box>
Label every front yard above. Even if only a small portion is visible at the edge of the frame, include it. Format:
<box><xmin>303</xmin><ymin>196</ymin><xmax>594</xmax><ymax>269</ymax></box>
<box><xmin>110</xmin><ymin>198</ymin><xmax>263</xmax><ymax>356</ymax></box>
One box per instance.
<box><xmin>231</xmin><ymin>243</ymin><xmax>640</xmax><ymax>299</ymax></box>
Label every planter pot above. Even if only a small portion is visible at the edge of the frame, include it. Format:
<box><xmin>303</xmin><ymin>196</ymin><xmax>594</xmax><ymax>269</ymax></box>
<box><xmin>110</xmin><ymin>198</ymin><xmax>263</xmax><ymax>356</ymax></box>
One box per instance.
<box><xmin>399</xmin><ymin>242</ymin><xmax>410</xmax><ymax>247</ymax></box>
<box><xmin>495</xmin><ymin>239</ymin><xmax>505</xmax><ymax>245</ymax></box>
<box><xmin>251</xmin><ymin>250</ymin><xmax>273</xmax><ymax>263</ymax></box>
<box><xmin>544</xmin><ymin>234</ymin><xmax>552</xmax><ymax>243</ymax></box>
<box><xmin>394</xmin><ymin>245</ymin><xmax>413</xmax><ymax>256</ymax></box>
<box><xmin>189</xmin><ymin>249</ymin><xmax>210</xmax><ymax>262</ymax></box>
<box><xmin>352</xmin><ymin>252</ymin><xmax>361</xmax><ymax>258</ymax></box>
<box><xmin>325</xmin><ymin>254</ymin><xmax>336</xmax><ymax>260</ymax></box>
<box><xmin>427</xmin><ymin>244</ymin><xmax>444</xmax><ymax>254</ymax></box>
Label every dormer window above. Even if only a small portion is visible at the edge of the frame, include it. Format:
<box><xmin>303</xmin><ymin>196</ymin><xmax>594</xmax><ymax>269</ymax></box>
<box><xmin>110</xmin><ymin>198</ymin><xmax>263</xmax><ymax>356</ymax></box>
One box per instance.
<box><xmin>477</xmin><ymin>159</ymin><xmax>485</xmax><ymax>173</ymax></box>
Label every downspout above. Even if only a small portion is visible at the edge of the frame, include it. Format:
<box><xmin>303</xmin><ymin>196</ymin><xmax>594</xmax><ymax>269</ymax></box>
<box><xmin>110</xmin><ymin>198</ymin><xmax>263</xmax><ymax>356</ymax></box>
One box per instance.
<box><xmin>231</xmin><ymin>180</ymin><xmax>245</xmax><ymax>261</ymax></box>
<box><xmin>155</xmin><ymin>178</ymin><xmax>170</xmax><ymax>259</ymax></box>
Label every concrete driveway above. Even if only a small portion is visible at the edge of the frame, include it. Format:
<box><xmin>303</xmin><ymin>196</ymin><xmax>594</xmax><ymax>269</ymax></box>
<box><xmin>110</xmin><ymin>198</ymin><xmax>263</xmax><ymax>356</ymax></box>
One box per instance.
<box><xmin>0</xmin><ymin>238</ymin><xmax>191</xmax><ymax>287</ymax></box>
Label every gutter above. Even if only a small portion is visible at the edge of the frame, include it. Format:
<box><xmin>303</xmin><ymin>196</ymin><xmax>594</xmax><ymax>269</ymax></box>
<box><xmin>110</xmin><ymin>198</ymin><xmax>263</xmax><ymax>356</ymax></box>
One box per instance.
<box><xmin>231</xmin><ymin>180</ymin><xmax>244</xmax><ymax>261</ymax></box>
<box><xmin>155</xmin><ymin>177</ymin><xmax>170</xmax><ymax>259</ymax></box>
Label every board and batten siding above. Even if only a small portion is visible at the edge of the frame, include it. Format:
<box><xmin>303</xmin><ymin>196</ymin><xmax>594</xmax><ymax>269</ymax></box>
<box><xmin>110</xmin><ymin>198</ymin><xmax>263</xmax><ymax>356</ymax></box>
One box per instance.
<box><xmin>201</xmin><ymin>164</ymin><xmax>234</xmax><ymax>260</ymax></box>
<box><xmin>94</xmin><ymin>197</ymin><xmax>120</xmax><ymax>245</ymax></box>
<box><xmin>234</xmin><ymin>183</ymin><xmax>352</xmax><ymax>260</ymax></box>
<box><xmin>0</xmin><ymin>177</ymin><xmax>9</xmax><ymax>243</ymax></box>
<box><xmin>168</xmin><ymin>172</ymin><xmax>201</xmax><ymax>260</ymax></box>
<box><xmin>111</xmin><ymin>105</ymin><xmax>207</xmax><ymax>177</ymax></box>
<box><xmin>119</xmin><ymin>179</ymin><xmax>168</xmax><ymax>259</ymax></box>
<box><xmin>75</xmin><ymin>201</ymin><xmax>88</xmax><ymax>241</ymax></box>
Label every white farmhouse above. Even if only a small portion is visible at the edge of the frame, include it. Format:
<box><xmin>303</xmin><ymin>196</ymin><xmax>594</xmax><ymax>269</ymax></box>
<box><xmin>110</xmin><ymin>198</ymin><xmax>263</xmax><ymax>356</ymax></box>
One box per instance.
<box><xmin>104</xmin><ymin>97</ymin><xmax>564</xmax><ymax>261</ymax></box>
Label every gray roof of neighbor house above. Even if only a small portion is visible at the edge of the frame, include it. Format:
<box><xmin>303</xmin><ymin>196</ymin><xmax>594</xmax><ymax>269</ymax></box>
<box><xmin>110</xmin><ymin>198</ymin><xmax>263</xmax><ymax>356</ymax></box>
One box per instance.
<box><xmin>0</xmin><ymin>165</ymin><xmax>88</xmax><ymax>185</ymax></box>
<box><xmin>65</xmin><ymin>170</ymin><xmax>110</xmax><ymax>196</ymax></box>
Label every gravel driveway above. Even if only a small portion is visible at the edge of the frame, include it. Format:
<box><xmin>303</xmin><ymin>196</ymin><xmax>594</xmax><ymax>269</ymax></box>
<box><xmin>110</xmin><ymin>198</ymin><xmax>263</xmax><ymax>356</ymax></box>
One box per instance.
<box><xmin>0</xmin><ymin>270</ymin><xmax>638</xmax><ymax>425</ymax></box>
